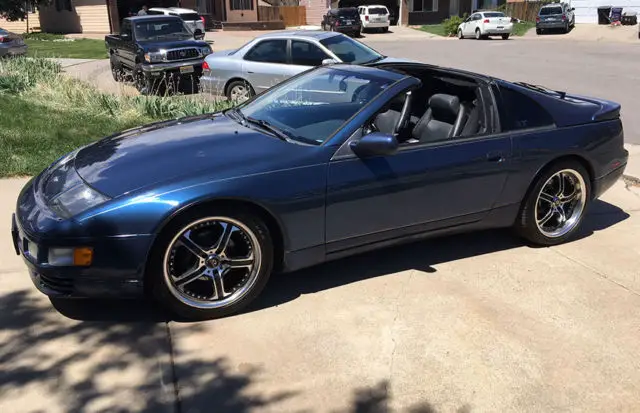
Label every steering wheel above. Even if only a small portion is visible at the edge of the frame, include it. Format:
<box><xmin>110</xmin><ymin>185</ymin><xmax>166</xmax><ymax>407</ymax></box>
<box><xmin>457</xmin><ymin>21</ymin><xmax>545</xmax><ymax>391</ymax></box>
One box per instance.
<box><xmin>394</xmin><ymin>92</ymin><xmax>413</xmax><ymax>137</ymax></box>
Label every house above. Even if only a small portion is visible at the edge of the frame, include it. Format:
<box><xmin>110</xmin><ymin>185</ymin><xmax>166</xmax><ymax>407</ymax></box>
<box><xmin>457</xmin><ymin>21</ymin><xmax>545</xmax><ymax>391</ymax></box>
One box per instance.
<box><xmin>566</xmin><ymin>0</ymin><xmax>639</xmax><ymax>23</ymax></box>
<box><xmin>0</xmin><ymin>0</ymin><xmax>264</xmax><ymax>34</ymax></box>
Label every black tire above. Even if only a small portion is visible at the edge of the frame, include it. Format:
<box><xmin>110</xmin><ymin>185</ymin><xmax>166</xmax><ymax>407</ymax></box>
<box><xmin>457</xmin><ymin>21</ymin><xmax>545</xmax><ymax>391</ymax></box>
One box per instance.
<box><xmin>475</xmin><ymin>28</ymin><xmax>482</xmax><ymax>39</ymax></box>
<box><xmin>515</xmin><ymin>160</ymin><xmax>591</xmax><ymax>246</ymax></box>
<box><xmin>133</xmin><ymin>63</ymin><xmax>152</xmax><ymax>95</ymax></box>
<box><xmin>564</xmin><ymin>22</ymin><xmax>569</xmax><ymax>33</ymax></box>
<box><xmin>148</xmin><ymin>207</ymin><xmax>274</xmax><ymax>321</ymax></box>
<box><xmin>458</xmin><ymin>29</ymin><xmax>463</xmax><ymax>39</ymax></box>
<box><xmin>502</xmin><ymin>33</ymin><xmax>510</xmax><ymax>40</ymax></box>
<box><xmin>383</xmin><ymin>27</ymin><xmax>389</xmax><ymax>33</ymax></box>
<box><xmin>110</xmin><ymin>54</ymin><xmax>123</xmax><ymax>82</ymax></box>
<box><xmin>536</xmin><ymin>28</ymin><xmax>542</xmax><ymax>35</ymax></box>
<box><xmin>226</xmin><ymin>79</ymin><xmax>255</xmax><ymax>102</ymax></box>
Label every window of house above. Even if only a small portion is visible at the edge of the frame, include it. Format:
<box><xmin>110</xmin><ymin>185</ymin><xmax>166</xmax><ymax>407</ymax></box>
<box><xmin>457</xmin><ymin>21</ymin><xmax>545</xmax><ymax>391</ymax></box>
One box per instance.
<box><xmin>411</xmin><ymin>0</ymin><xmax>438</xmax><ymax>12</ymax></box>
<box><xmin>496</xmin><ymin>85</ymin><xmax>555</xmax><ymax>131</ymax></box>
<box><xmin>230</xmin><ymin>0</ymin><xmax>253</xmax><ymax>11</ymax></box>
<box><xmin>244</xmin><ymin>39</ymin><xmax>287</xmax><ymax>64</ymax></box>
<box><xmin>291</xmin><ymin>40</ymin><xmax>329</xmax><ymax>67</ymax></box>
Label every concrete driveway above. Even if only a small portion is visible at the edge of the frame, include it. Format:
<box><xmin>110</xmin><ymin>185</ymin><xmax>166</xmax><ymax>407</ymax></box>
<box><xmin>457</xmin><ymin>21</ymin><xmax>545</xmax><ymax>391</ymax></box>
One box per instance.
<box><xmin>2</xmin><ymin>174</ymin><xmax>640</xmax><ymax>412</ymax></box>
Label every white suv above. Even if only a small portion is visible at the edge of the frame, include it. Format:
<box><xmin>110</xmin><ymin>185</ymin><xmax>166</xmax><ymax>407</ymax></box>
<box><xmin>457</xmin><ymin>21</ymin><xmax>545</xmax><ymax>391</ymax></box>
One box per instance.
<box><xmin>147</xmin><ymin>7</ymin><xmax>205</xmax><ymax>37</ymax></box>
<box><xmin>358</xmin><ymin>5</ymin><xmax>390</xmax><ymax>33</ymax></box>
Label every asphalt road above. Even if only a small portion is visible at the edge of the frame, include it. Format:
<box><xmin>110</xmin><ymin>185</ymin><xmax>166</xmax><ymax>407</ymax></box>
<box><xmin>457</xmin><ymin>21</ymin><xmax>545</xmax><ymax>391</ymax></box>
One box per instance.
<box><xmin>364</xmin><ymin>35</ymin><xmax>640</xmax><ymax>145</ymax></box>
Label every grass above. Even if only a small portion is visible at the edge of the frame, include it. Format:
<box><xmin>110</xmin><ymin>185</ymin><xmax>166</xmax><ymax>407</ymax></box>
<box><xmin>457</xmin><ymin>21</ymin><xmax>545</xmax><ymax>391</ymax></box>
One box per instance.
<box><xmin>25</xmin><ymin>38</ymin><xmax>108</xmax><ymax>59</ymax></box>
<box><xmin>0</xmin><ymin>57</ymin><xmax>233</xmax><ymax>177</ymax></box>
<box><xmin>419</xmin><ymin>20</ymin><xmax>536</xmax><ymax>37</ymax></box>
<box><xmin>418</xmin><ymin>24</ymin><xmax>448</xmax><ymax>37</ymax></box>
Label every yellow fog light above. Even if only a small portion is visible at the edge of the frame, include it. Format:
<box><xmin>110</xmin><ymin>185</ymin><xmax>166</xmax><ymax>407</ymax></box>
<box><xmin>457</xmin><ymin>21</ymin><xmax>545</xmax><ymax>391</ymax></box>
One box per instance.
<box><xmin>73</xmin><ymin>247</ymin><xmax>93</xmax><ymax>266</ymax></box>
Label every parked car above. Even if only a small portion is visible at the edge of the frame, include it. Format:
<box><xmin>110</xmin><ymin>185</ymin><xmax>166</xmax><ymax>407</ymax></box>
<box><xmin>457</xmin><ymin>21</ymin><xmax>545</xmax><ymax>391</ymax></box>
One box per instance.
<box><xmin>321</xmin><ymin>7</ymin><xmax>362</xmax><ymax>37</ymax></box>
<box><xmin>458</xmin><ymin>11</ymin><xmax>513</xmax><ymax>40</ymax></box>
<box><xmin>105</xmin><ymin>15</ymin><xmax>211</xmax><ymax>94</ymax></box>
<box><xmin>536</xmin><ymin>2</ymin><xmax>575</xmax><ymax>34</ymax></box>
<box><xmin>0</xmin><ymin>28</ymin><xmax>27</xmax><ymax>57</ymax></box>
<box><xmin>147</xmin><ymin>6</ymin><xmax>206</xmax><ymax>37</ymax></box>
<box><xmin>200</xmin><ymin>30</ymin><xmax>404</xmax><ymax>102</ymax></box>
<box><xmin>13</xmin><ymin>59</ymin><xmax>628</xmax><ymax>320</ymax></box>
<box><xmin>358</xmin><ymin>5</ymin><xmax>391</xmax><ymax>33</ymax></box>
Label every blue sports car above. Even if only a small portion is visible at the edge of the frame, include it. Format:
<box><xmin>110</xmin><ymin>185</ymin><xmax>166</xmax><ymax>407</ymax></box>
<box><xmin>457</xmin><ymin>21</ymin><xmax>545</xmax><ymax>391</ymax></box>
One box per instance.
<box><xmin>12</xmin><ymin>62</ymin><xmax>628</xmax><ymax>320</ymax></box>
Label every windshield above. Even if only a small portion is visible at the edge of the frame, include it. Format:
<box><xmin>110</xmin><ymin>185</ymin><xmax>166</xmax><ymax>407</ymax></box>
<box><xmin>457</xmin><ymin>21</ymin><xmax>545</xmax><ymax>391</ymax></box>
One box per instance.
<box><xmin>235</xmin><ymin>67</ymin><xmax>399</xmax><ymax>145</ymax></box>
<box><xmin>134</xmin><ymin>19</ymin><xmax>192</xmax><ymax>41</ymax></box>
<box><xmin>320</xmin><ymin>35</ymin><xmax>383</xmax><ymax>64</ymax></box>
<box><xmin>540</xmin><ymin>7</ymin><xmax>562</xmax><ymax>15</ymax></box>
<box><xmin>484</xmin><ymin>12</ymin><xmax>505</xmax><ymax>17</ymax></box>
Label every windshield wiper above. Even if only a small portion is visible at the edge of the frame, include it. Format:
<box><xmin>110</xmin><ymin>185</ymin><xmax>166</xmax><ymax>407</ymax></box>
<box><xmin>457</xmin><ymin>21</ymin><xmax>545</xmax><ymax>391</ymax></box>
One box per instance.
<box><xmin>245</xmin><ymin>117</ymin><xmax>292</xmax><ymax>142</ymax></box>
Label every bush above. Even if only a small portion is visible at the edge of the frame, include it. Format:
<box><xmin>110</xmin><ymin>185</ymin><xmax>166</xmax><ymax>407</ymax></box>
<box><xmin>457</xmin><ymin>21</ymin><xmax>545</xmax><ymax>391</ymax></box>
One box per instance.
<box><xmin>442</xmin><ymin>14</ymin><xmax>467</xmax><ymax>37</ymax></box>
<box><xmin>22</xmin><ymin>32</ymin><xmax>66</xmax><ymax>41</ymax></box>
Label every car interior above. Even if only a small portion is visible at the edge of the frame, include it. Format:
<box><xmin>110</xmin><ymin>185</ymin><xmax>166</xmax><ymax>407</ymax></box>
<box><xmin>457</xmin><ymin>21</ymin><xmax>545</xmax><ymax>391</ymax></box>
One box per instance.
<box><xmin>364</xmin><ymin>67</ymin><xmax>488</xmax><ymax>144</ymax></box>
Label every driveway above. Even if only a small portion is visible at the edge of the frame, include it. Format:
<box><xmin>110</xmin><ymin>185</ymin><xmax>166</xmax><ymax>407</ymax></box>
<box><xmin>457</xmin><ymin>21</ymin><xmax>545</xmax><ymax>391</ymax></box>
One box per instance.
<box><xmin>2</xmin><ymin>173</ymin><xmax>640</xmax><ymax>412</ymax></box>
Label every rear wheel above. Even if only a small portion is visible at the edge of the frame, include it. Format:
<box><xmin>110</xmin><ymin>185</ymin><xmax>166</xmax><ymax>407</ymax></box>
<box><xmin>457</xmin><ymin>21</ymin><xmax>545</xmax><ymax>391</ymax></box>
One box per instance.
<box><xmin>110</xmin><ymin>54</ymin><xmax>123</xmax><ymax>82</ymax></box>
<box><xmin>564</xmin><ymin>22</ymin><xmax>569</xmax><ymax>33</ymax></box>
<box><xmin>502</xmin><ymin>33</ymin><xmax>510</xmax><ymax>40</ymax></box>
<box><xmin>226</xmin><ymin>80</ymin><xmax>254</xmax><ymax>103</ymax></box>
<box><xmin>536</xmin><ymin>28</ymin><xmax>543</xmax><ymax>35</ymax></box>
<box><xmin>515</xmin><ymin>160</ymin><xmax>591</xmax><ymax>246</ymax></box>
<box><xmin>383</xmin><ymin>26</ymin><xmax>389</xmax><ymax>33</ymax></box>
<box><xmin>475</xmin><ymin>28</ymin><xmax>482</xmax><ymax>39</ymax></box>
<box><xmin>149</xmin><ymin>208</ymin><xmax>274</xmax><ymax>321</ymax></box>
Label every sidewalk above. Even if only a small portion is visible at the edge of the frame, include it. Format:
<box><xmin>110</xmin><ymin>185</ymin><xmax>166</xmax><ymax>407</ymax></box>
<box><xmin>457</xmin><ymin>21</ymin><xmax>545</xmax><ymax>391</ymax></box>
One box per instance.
<box><xmin>625</xmin><ymin>143</ymin><xmax>640</xmax><ymax>181</ymax></box>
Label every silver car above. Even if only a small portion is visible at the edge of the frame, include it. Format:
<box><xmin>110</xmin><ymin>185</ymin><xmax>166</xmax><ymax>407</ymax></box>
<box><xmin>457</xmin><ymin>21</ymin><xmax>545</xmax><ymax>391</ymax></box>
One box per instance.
<box><xmin>0</xmin><ymin>28</ymin><xmax>27</xmax><ymax>58</ymax></box>
<box><xmin>200</xmin><ymin>31</ymin><xmax>397</xmax><ymax>102</ymax></box>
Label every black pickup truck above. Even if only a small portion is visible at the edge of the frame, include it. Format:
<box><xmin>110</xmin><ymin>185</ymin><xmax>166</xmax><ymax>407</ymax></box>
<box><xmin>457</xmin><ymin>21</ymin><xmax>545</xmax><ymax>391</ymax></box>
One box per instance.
<box><xmin>105</xmin><ymin>15</ymin><xmax>212</xmax><ymax>94</ymax></box>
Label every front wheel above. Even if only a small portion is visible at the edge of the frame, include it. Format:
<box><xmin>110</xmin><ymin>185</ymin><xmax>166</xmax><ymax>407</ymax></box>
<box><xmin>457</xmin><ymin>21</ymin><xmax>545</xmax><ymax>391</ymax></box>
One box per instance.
<box><xmin>515</xmin><ymin>160</ymin><xmax>591</xmax><ymax>246</ymax></box>
<box><xmin>502</xmin><ymin>33</ymin><xmax>510</xmax><ymax>40</ymax></box>
<box><xmin>133</xmin><ymin>64</ymin><xmax>152</xmax><ymax>95</ymax></box>
<box><xmin>458</xmin><ymin>29</ymin><xmax>464</xmax><ymax>39</ymax></box>
<box><xmin>149</xmin><ymin>208</ymin><xmax>274</xmax><ymax>320</ymax></box>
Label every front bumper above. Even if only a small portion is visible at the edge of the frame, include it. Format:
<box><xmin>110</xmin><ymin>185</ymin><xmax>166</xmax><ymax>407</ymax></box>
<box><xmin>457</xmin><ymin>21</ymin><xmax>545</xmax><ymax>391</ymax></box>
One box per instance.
<box><xmin>141</xmin><ymin>58</ymin><xmax>204</xmax><ymax>73</ymax></box>
<box><xmin>0</xmin><ymin>44</ymin><xmax>27</xmax><ymax>57</ymax></box>
<box><xmin>12</xmin><ymin>176</ymin><xmax>154</xmax><ymax>298</ymax></box>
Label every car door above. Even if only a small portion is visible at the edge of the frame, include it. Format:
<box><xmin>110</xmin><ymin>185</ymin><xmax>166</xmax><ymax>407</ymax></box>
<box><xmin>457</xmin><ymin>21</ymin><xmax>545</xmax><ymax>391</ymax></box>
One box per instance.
<box><xmin>463</xmin><ymin>14</ymin><xmax>478</xmax><ymax>36</ymax></box>
<box><xmin>241</xmin><ymin>39</ymin><xmax>298</xmax><ymax>93</ymax></box>
<box><xmin>325</xmin><ymin>87</ymin><xmax>512</xmax><ymax>252</ymax></box>
<box><xmin>118</xmin><ymin>20</ymin><xmax>136</xmax><ymax>69</ymax></box>
<box><xmin>290</xmin><ymin>39</ymin><xmax>331</xmax><ymax>72</ymax></box>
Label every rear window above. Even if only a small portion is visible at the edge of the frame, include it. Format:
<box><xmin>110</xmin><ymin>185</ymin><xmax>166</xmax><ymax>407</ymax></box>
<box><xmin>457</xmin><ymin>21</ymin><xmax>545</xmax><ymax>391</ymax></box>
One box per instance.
<box><xmin>176</xmin><ymin>13</ymin><xmax>200</xmax><ymax>21</ymax></box>
<box><xmin>147</xmin><ymin>10</ymin><xmax>165</xmax><ymax>15</ymax></box>
<box><xmin>540</xmin><ymin>7</ymin><xmax>562</xmax><ymax>15</ymax></box>
<box><xmin>368</xmin><ymin>7</ymin><xmax>388</xmax><ymax>15</ymax></box>
<box><xmin>338</xmin><ymin>8</ymin><xmax>359</xmax><ymax>17</ymax></box>
<box><xmin>484</xmin><ymin>12</ymin><xmax>505</xmax><ymax>17</ymax></box>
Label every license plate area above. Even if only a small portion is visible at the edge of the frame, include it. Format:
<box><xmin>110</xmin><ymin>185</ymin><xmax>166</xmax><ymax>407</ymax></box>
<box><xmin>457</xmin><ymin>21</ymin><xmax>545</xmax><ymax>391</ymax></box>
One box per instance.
<box><xmin>180</xmin><ymin>65</ymin><xmax>194</xmax><ymax>74</ymax></box>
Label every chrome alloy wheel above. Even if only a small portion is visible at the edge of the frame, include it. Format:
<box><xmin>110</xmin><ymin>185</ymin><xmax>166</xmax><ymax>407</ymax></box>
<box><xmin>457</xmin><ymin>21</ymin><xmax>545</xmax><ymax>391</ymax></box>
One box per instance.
<box><xmin>535</xmin><ymin>169</ymin><xmax>587</xmax><ymax>238</ymax></box>
<box><xmin>229</xmin><ymin>84</ymin><xmax>250</xmax><ymax>102</ymax></box>
<box><xmin>163</xmin><ymin>217</ymin><xmax>262</xmax><ymax>309</ymax></box>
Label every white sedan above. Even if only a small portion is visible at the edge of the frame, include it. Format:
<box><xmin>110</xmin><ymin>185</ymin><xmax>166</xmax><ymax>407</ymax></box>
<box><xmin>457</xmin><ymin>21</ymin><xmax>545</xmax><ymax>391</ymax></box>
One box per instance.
<box><xmin>458</xmin><ymin>11</ymin><xmax>513</xmax><ymax>40</ymax></box>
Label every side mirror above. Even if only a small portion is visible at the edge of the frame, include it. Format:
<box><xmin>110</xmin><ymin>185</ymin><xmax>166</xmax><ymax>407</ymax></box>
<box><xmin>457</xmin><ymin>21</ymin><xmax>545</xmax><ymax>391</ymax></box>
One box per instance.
<box><xmin>571</xmin><ymin>7</ymin><xmax>575</xmax><ymax>11</ymax></box>
<box><xmin>194</xmin><ymin>29</ymin><xmax>205</xmax><ymax>40</ymax></box>
<box><xmin>322</xmin><ymin>58</ymin><xmax>339</xmax><ymax>65</ymax></box>
<box><xmin>121</xmin><ymin>32</ymin><xmax>130</xmax><ymax>40</ymax></box>
<box><xmin>350</xmin><ymin>132</ymin><xmax>399</xmax><ymax>158</ymax></box>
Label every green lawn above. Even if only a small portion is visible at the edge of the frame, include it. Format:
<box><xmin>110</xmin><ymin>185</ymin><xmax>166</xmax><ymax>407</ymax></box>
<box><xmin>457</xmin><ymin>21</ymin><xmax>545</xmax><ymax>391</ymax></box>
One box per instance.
<box><xmin>419</xmin><ymin>21</ymin><xmax>536</xmax><ymax>37</ymax></box>
<box><xmin>26</xmin><ymin>38</ymin><xmax>108</xmax><ymax>59</ymax></box>
<box><xmin>419</xmin><ymin>24</ymin><xmax>448</xmax><ymax>37</ymax></box>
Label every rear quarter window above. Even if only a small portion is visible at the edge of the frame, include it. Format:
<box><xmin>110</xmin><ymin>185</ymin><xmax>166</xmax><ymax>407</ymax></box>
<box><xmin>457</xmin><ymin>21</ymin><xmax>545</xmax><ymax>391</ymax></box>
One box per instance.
<box><xmin>495</xmin><ymin>85</ymin><xmax>555</xmax><ymax>131</ymax></box>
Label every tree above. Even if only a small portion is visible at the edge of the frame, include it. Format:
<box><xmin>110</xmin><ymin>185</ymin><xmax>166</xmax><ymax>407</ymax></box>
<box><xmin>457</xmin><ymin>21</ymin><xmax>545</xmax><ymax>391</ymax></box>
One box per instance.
<box><xmin>0</xmin><ymin>0</ymin><xmax>49</xmax><ymax>22</ymax></box>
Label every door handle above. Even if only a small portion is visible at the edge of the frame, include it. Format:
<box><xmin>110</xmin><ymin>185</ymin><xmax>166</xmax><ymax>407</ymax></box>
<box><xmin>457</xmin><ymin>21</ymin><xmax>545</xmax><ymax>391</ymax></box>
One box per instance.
<box><xmin>486</xmin><ymin>152</ymin><xmax>505</xmax><ymax>163</ymax></box>
<box><xmin>247</xmin><ymin>71</ymin><xmax>254</xmax><ymax>74</ymax></box>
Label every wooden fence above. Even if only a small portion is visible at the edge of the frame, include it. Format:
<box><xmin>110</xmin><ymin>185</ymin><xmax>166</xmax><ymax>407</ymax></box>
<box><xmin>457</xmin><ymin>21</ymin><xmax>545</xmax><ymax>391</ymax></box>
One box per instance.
<box><xmin>258</xmin><ymin>5</ymin><xmax>307</xmax><ymax>26</ymax></box>
<box><xmin>504</xmin><ymin>1</ymin><xmax>551</xmax><ymax>22</ymax></box>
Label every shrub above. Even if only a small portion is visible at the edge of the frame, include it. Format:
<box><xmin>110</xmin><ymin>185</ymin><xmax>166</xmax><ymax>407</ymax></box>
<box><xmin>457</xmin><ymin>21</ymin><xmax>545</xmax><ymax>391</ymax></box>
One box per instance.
<box><xmin>22</xmin><ymin>32</ymin><xmax>66</xmax><ymax>41</ymax></box>
<box><xmin>442</xmin><ymin>14</ymin><xmax>467</xmax><ymax>37</ymax></box>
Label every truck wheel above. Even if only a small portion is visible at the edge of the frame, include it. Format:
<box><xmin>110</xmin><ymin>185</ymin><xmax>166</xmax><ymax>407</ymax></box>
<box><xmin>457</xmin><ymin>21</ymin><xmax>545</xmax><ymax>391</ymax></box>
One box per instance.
<box><xmin>133</xmin><ymin>64</ymin><xmax>153</xmax><ymax>95</ymax></box>
<box><xmin>110</xmin><ymin>54</ymin><xmax>123</xmax><ymax>82</ymax></box>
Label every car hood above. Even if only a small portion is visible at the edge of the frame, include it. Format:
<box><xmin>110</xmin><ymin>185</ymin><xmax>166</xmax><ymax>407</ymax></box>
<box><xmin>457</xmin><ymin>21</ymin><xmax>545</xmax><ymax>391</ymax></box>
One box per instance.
<box><xmin>139</xmin><ymin>39</ymin><xmax>208</xmax><ymax>52</ymax></box>
<box><xmin>207</xmin><ymin>48</ymin><xmax>238</xmax><ymax>58</ymax></box>
<box><xmin>73</xmin><ymin>114</ymin><xmax>316</xmax><ymax>197</ymax></box>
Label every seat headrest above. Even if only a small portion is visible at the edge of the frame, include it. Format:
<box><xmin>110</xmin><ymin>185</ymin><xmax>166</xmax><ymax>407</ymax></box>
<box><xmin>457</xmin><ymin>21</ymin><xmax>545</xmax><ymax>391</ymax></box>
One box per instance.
<box><xmin>428</xmin><ymin>94</ymin><xmax>460</xmax><ymax>124</ymax></box>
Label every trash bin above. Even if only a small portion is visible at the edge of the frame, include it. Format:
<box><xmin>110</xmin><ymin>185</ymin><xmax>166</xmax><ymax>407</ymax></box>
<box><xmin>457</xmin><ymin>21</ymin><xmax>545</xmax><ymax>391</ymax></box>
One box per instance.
<box><xmin>598</xmin><ymin>6</ymin><xmax>612</xmax><ymax>24</ymax></box>
<box><xmin>622</xmin><ymin>11</ymin><xmax>637</xmax><ymax>25</ymax></box>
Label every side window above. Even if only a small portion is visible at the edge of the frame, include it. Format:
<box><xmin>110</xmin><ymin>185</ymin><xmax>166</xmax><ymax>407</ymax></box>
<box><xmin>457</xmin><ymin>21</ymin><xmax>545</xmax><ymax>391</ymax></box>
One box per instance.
<box><xmin>473</xmin><ymin>14</ymin><xmax>482</xmax><ymax>21</ymax></box>
<box><xmin>496</xmin><ymin>86</ymin><xmax>555</xmax><ymax>131</ymax></box>
<box><xmin>244</xmin><ymin>39</ymin><xmax>288</xmax><ymax>64</ymax></box>
<box><xmin>291</xmin><ymin>40</ymin><xmax>329</xmax><ymax>66</ymax></box>
<box><xmin>121</xmin><ymin>21</ymin><xmax>132</xmax><ymax>37</ymax></box>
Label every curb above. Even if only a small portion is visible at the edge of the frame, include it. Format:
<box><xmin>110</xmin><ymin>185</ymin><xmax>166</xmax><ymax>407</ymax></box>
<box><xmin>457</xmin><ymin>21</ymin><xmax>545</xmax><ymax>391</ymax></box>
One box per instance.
<box><xmin>623</xmin><ymin>143</ymin><xmax>640</xmax><ymax>181</ymax></box>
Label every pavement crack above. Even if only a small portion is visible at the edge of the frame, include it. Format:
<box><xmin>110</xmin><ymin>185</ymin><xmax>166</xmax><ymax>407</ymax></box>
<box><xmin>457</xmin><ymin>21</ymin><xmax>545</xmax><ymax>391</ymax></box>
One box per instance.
<box><xmin>551</xmin><ymin>249</ymin><xmax>640</xmax><ymax>297</ymax></box>
<box><xmin>165</xmin><ymin>322</ymin><xmax>182</xmax><ymax>413</ymax></box>
<box><xmin>388</xmin><ymin>270</ymin><xmax>414</xmax><ymax>380</ymax></box>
